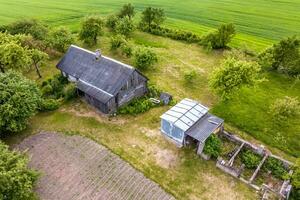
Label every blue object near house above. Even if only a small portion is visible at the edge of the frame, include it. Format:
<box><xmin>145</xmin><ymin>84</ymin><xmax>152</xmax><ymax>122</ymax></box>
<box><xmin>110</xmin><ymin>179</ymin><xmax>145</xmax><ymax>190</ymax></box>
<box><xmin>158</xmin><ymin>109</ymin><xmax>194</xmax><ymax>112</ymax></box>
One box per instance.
<box><xmin>160</xmin><ymin>98</ymin><xmax>224</xmax><ymax>154</ymax></box>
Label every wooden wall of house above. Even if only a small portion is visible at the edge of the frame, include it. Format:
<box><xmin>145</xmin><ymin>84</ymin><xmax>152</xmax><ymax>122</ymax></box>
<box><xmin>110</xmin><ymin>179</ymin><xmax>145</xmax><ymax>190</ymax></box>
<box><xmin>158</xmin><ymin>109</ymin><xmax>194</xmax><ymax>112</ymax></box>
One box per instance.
<box><xmin>83</xmin><ymin>93</ymin><xmax>116</xmax><ymax>114</ymax></box>
<box><xmin>117</xmin><ymin>71</ymin><xmax>148</xmax><ymax>106</ymax></box>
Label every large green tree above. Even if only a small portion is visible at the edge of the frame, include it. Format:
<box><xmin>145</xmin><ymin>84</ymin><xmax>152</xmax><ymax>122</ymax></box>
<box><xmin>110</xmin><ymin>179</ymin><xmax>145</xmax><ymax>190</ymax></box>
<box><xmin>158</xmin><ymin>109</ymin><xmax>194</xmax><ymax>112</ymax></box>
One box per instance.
<box><xmin>48</xmin><ymin>26</ymin><xmax>74</xmax><ymax>52</ymax></box>
<box><xmin>0</xmin><ymin>70</ymin><xmax>41</xmax><ymax>133</ymax></box>
<box><xmin>79</xmin><ymin>15</ymin><xmax>104</xmax><ymax>45</ymax></box>
<box><xmin>140</xmin><ymin>7</ymin><xmax>166</xmax><ymax>30</ymax></box>
<box><xmin>0</xmin><ymin>141</ymin><xmax>38</xmax><ymax>200</ymax></box>
<box><xmin>209</xmin><ymin>57</ymin><xmax>261</xmax><ymax>99</ymax></box>
<box><xmin>259</xmin><ymin>36</ymin><xmax>300</xmax><ymax>76</ymax></box>
<box><xmin>118</xmin><ymin>3</ymin><xmax>135</xmax><ymax>19</ymax></box>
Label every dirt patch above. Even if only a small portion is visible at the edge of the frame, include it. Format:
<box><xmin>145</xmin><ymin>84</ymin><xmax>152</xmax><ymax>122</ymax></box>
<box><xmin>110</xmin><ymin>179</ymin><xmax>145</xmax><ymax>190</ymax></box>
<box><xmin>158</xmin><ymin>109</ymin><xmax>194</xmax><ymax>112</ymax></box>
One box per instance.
<box><xmin>153</xmin><ymin>147</ymin><xmax>178</xmax><ymax>169</ymax></box>
<box><xmin>16</xmin><ymin>132</ymin><xmax>175</xmax><ymax>200</ymax></box>
<box><xmin>139</xmin><ymin>127</ymin><xmax>160</xmax><ymax>138</ymax></box>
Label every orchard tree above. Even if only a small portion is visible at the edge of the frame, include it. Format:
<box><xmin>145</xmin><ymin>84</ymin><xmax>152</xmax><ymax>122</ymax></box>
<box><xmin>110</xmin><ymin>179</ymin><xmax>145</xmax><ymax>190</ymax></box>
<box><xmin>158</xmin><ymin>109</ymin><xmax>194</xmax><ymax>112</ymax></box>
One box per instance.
<box><xmin>29</xmin><ymin>49</ymin><xmax>49</xmax><ymax>78</ymax></box>
<box><xmin>48</xmin><ymin>26</ymin><xmax>74</xmax><ymax>52</ymax></box>
<box><xmin>259</xmin><ymin>36</ymin><xmax>300</xmax><ymax>76</ymax></box>
<box><xmin>115</xmin><ymin>16</ymin><xmax>135</xmax><ymax>37</ymax></box>
<box><xmin>106</xmin><ymin>14</ymin><xmax>119</xmax><ymax>30</ymax></box>
<box><xmin>209</xmin><ymin>57</ymin><xmax>261</xmax><ymax>100</ymax></box>
<box><xmin>0</xmin><ymin>42</ymin><xmax>31</xmax><ymax>73</ymax></box>
<box><xmin>0</xmin><ymin>70</ymin><xmax>41</xmax><ymax>133</ymax></box>
<box><xmin>140</xmin><ymin>7</ymin><xmax>166</xmax><ymax>30</ymax></box>
<box><xmin>79</xmin><ymin>15</ymin><xmax>104</xmax><ymax>45</ymax></box>
<box><xmin>0</xmin><ymin>141</ymin><xmax>38</xmax><ymax>200</ymax></box>
<box><xmin>134</xmin><ymin>47</ymin><xmax>158</xmax><ymax>70</ymax></box>
<box><xmin>118</xmin><ymin>3</ymin><xmax>135</xmax><ymax>19</ymax></box>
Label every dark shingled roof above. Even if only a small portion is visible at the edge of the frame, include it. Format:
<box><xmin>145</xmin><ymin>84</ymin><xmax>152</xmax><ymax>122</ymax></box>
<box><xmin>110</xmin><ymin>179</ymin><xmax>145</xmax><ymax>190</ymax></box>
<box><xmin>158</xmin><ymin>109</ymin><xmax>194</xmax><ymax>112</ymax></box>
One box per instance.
<box><xmin>185</xmin><ymin>113</ymin><xmax>224</xmax><ymax>143</ymax></box>
<box><xmin>57</xmin><ymin>45</ymin><xmax>146</xmax><ymax>102</ymax></box>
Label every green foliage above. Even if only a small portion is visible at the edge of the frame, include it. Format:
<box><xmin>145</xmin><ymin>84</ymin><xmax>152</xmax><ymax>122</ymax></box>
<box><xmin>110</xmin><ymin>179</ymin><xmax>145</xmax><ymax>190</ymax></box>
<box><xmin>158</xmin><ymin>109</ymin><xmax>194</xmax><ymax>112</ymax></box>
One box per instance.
<box><xmin>48</xmin><ymin>26</ymin><xmax>74</xmax><ymax>52</ymax></box>
<box><xmin>41</xmin><ymin>74</ymin><xmax>68</xmax><ymax>99</ymax></box>
<box><xmin>241</xmin><ymin>150</ymin><xmax>261</xmax><ymax>169</ymax></box>
<box><xmin>140</xmin><ymin>25</ymin><xmax>202</xmax><ymax>43</ymax></box>
<box><xmin>79</xmin><ymin>15</ymin><xmax>104</xmax><ymax>45</ymax></box>
<box><xmin>259</xmin><ymin>36</ymin><xmax>300</xmax><ymax>76</ymax></box>
<box><xmin>140</xmin><ymin>7</ymin><xmax>166</xmax><ymax>30</ymax></box>
<box><xmin>203</xmin><ymin>134</ymin><xmax>222</xmax><ymax>158</ymax></box>
<box><xmin>147</xmin><ymin>83</ymin><xmax>162</xmax><ymax>98</ymax></box>
<box><xmin>201</xmin><ymin>23</ymin><xmax>236</xmax><ymax>49</ymax></box>
<box><xmin>118</xmin><ymin>97</ymin><xmax>155</xmax><ymax>115</ymax></box>
<box><xmin>0</xmin><ymin>70</ymin><xmax>41</xmax><ymax>134</ymax></box>
<box><xmin>63</xmin><ymin>83</ymin><xmax>77</xmax><ymax>101</ymax></box>
<box><xmin>110</xmin><ymin>34</ymin><xmax>126</xmax><ymax>50</ymax></box>
<box><xmin>184</xmin><ymin>70</ymin><xmax>197</xmax><ymax>83</ymax></box>
<box><xmin>0</xmin><ymin>41</ymin><xmax>31</xmax><ymax>72</ymax></box>
<box><xmin>106</xmin><ymin>14</ymin><xmax>119</xmax><ymax>30</ymax></box>
<box><xmin>134</xmin><ymin>47</ymin><xmax>158</xmax><ymax>70</ymax></box>
<box><xmin>263</xmin><ymin>157</ymin><xmax>288</xmax><ymax>179</ymax></box>
<box><xmin>0</xmin><ymin>141</ymin><xmax>38</xmax><ymax>200</ymax></box>
<box><xmin>115</xmin><ymin>16</ymin><xmax>135</xmax><ymax>37</ymax></box>
<box><xmin>28</xmin><ymin>48</ymin><xmax>49</xmax><ymax>78</ymax></box>
<box><xmin>118</xmin><ymin>3</ymin><xmax>135</xmax><ymax>19</ymax></box>
<box><xmin>269</xmin><ymin>96</ymin><xmax>300</xmax><ymax>122</ymax></box>
<box><xmin>209</xmin><ymin>57</ymin><xmax>261</xmax><ymax>100</ymax></box>
<box><xmin>39</xmin><ymin>98</ymin><xmax>60</xmax><ymax>111</ymax></box>
<box><xmin>290</xmin><ymin>159</ymin><xmax>300</xmax><ymax>199</ymax></box>
<box><xmin>120</xmin><ymin>43</ymin><xmax>133</xmax><ymax>57</ymax></box>
<box><xmin>6</xmin><ymin>18</ymin><xmax>48</xmax><ymax>40</ymax></box>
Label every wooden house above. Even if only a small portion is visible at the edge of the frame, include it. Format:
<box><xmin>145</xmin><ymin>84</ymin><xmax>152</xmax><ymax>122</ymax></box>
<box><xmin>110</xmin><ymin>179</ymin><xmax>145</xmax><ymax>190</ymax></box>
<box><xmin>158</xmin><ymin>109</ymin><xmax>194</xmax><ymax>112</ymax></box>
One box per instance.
<box><xmin>57</xmin><ymin>45</ymin><xmax>148</xmax><ymax>114</ymax></box>
<box><xmin>160</xmin><ymin>98</ymin><xmax>224</xmax><ymax>155</ymax></box>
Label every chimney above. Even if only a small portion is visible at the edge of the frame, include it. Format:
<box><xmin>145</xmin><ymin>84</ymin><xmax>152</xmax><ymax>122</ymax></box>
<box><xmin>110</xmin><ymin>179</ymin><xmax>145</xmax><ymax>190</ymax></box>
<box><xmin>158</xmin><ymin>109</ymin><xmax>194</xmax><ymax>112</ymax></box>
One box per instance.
<box><xmin>95</xmin><ymin>49</ymin><xmax>101</xmax><ymax>60</ymax></box>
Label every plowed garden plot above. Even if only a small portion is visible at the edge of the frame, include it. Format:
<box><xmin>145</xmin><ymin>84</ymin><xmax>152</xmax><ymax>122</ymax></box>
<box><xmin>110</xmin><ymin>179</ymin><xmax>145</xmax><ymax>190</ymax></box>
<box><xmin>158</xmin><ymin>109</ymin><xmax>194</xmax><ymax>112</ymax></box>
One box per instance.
<box><xmin>16</xmin><ymin>132</ymin><xmax>175</xmax><ymax>200</ymax></box>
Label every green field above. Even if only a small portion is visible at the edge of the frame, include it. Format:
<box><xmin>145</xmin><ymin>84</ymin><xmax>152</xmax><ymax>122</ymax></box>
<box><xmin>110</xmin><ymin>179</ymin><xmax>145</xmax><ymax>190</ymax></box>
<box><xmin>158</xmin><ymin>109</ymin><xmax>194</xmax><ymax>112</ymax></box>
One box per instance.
<box><xmin>0</xmin><ymin>0</ymin><xmax>300</xmax><ymax>50</ymax></box>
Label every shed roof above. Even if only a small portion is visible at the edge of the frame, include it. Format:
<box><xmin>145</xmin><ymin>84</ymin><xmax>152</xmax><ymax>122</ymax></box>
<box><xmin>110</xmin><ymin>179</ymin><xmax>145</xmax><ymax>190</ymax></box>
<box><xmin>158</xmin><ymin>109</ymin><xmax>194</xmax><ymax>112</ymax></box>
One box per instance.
<box><xmin>185</xmin><ymin>113</ymin><xmax>224</xmax><ymax>143</ymax></box>
<box><xmin>56</xmin><ymin>45</ymin><xmax>147</xmax><ymax>102</ymax></box>
<box><xmin>160</xmin><ymin>98</ymin><xmax>209</xmax><ymax>131</ymax></box>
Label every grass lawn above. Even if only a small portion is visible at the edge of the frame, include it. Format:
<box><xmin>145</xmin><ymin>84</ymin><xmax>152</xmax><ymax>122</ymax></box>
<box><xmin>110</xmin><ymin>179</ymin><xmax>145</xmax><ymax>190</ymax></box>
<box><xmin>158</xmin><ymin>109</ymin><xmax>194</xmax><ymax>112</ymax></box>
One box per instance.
<box><xmin>0</xmin><ymin>0</ymin><xmax>300</xmax><ymax>51</ymax></box>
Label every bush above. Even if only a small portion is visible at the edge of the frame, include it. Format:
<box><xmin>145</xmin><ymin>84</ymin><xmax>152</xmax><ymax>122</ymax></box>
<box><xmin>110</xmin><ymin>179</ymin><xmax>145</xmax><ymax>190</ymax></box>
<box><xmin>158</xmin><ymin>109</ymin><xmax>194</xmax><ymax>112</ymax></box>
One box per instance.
<box><xmin>115</xmin><ymin>16</ymin><xmax>135</xmax><ymax>37</ymax></box>
<box><xmin>203</xmin><ymin>134</ymin><xmax>222</xmax><ymax>158</ymax></box>
<box><xmin>63</xmin><ymin>83</ymin><xmax>77</xmax><ymax>101</ymax></box>
<box><xmin>39</xmin><ymin>98</ymin><xmax>60</xmax><ymax>111</ymax></box>
<box><xmin>106</xmin><ymin>14</ymin><xmax>119</xmax><ymax>30</ymax></box>
<box><xmin>120</xmin><ymin>43</ymin><xmax>133</xmax><ymax>57</ymax></box>
<box><xmin>40</xmin><ymin>74</ymin><xmax>68</xmax><ymax>99</ymax></box>
<box><xmin>118</xmin><ymin>97</ymin><xmax>155</xmax><ymax>115</ymax></box>
<box><xmin>263</xmin><ymin>157</ymin><xmax>288</xmax><ymax>179</ymax></box>
<box><xmin>147</xmin><ymin>83</ymin><xmax>162</xmax><ymax>98</ymax></box>
<box><xmin>110</xmin><ymin>34</ymin><xmax>126</xmax><ymax>50</ymax></box>
<box><xmin>184</xmin><ymin>70</ymin><xmax>197</xmax><ymax>83</ymax></box>
<box><xmin>48</xmin><ymin>26</ymin><xmax>74</xmax><ymax>52</ymax></box>
<box><xmin>241</xmin><ymin>150</ymin><xmax>261</xmax><ymax>169</ymax></box>
<box><xmin>134</xmin><ymin>47</ymin><xmax>158</xmax><ymax>70</ymax></box>
<box><xmin>270</xmin><ymin>96</ymin><xmax>300</xmax><ymax>122</ymax></box>
<box><xmin>0</xmin><ymin>141</ymin><xmax>38</xmax><ymax>200</ymax></box>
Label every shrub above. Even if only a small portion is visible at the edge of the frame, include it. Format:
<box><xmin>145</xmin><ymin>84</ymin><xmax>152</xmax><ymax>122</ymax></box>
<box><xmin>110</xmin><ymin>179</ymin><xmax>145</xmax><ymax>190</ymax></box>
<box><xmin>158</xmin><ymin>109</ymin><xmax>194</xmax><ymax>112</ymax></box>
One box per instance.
<box><xmin>241</xmin><ymin>150</ymin><xmax>261</xmax><ymax>169</ymax></box>
<box><xmin>79</xmin><ymin>15</ymin><xmax>104</xmax><ymax>45</ymax></box>
<box><xmin>39</xmin><ymin>98</ymin><xmax>60</xmax><ymax>111</ymax></box>
<box><xmin>270</xmin><ymin>96</ymin><xmax>300</xmax><ymax>122</ymax></box>
<box><xmin>63</xmin><ymin>83</ymin><xmax>77</xmax><ymax>101</ymax></box>
<box><xmin>106</xmin><ymin>14</ymin><xmax>119</xmax><ymax>30</ymax></box>
<box><xmin>115</xmin><ymin>16</ymin><xmax>135</xmax><ymax>37</ymax></box>
<box><xmin>118</xmin><ymin>97</ymin><xmax>154</xmax><ymax>115</ymax></box>
<box><xmin>110</xmin><ymin>34</ymin><xmax>126</xmax><ymax>50</ymax></box>
<box><xmin>120</xmin><ymin>43</ymin><xmax>133</xmax><ymax>57</ymax></box>
<box><xmin>40</xmin><ymin>74</ymin><xmax>68</xmax><ymax>99</ymax></box>
<box><xmin>0</xmin><ymin>141</ymin><xmax>38</xmax><ymax>200</ymax></box>
<box><xmin>134</xmin><ymin>47</ymin><xmax>158</xmax><ymax>70</ymax></box>
<box><xmin>48</xmin><ymin>26</ymin><xmax>74</xmax><ymax>52</ymax></box>
<box><xmin>147</xmin><ymin>83</ymin><xmax>162</xmax><ymax>98</ymax></box>
<box><xmin>203</xmin><ymin>134</ymin><xmax>222</xmax><ymax>158</ymax></box>
<box><xmin>263</xmin><ymin>157</ymin><xmax>288</xmax><ymax>179</ymax></box>
<box><xmin>118</xmin><ymin>3</ymin><xmax>135</xmax><ymax>19</ymax></box>
<box><xmin>184</xmin><ymin>70</ymin><xmax>197</xmax><ymax>83</ymax></box>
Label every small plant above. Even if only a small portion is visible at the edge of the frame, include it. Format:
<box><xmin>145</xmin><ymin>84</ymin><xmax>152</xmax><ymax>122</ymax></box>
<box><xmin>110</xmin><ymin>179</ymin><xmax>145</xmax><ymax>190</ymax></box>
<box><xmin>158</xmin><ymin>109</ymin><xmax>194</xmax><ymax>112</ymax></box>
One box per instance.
<box><xmin>134</xmin><ymin>47</ymin><xmax>158</xmax><ymax>70</ymax></box>
<box><xmin>184</xmin><ymin>70</ymin><xmax>197</xmax><ymax>83</ymax></box>
<box><xmin>120</xmin><ymin>43</ymin><xmax>133</xmax><ymax>57</ymax></box>
<box><xmin>39</xmin><ymin>98</ymin><xmax>60</xmax><ymax>111</ymax></box>
<box><xmin>263</xmin><ymin>157</ymin><xmax>288</xmax><ymax>180</ymax></box>
<box><xmin>203</xmin><ymin>134</ymin><xmax>222</xmax><ymax>158</ymax></box>
<box><xmin>110</xmin><ymin>34</ymin><xmax>126</xmax><ymax>50</ymax></box>
<box><xmin>241</xmin><ymin>150</ymin><xmax>261</xmax><ymax>169</ymax></box>
<box><xmin>63</xmin><ymin>83</ymin><xmax>77</xmax><ymax>101</ymax></box>
<box><xmin>118</xmin><ymin>97</ymin><xmax>155</xmax><ymax>115</ymax></box>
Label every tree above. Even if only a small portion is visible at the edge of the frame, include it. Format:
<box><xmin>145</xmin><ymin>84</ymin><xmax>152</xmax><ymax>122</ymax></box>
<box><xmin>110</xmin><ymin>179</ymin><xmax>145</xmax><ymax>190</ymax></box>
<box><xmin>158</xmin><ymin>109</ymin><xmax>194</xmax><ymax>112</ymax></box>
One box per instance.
<box><xmin>115</xmin><ymin>16</ymin><xmax>135</xmax><ymax>37</ymax></box>
<box><xmin>134</xmin><ymin>47</ymin><xmax>158</xmax><ymax>70</ymax></box>
<box><xmin>106</xmin><ymin>14</ymin><xmax>119</xmax><ymax>30</ymax></box>
<box><xmin>269</xmin><ymin>96</ymin><xmax>300</xmax><ymax>122</ymax></box>
<box><xmin>29</xmin><ymin>49</ymin><xmax>49</xmax><ymax>78</ymax></box>
<box><xmin>259</xmin><ymin>36</ymin><xmax>300</xmax><ymax>76</ymax></box>
<box><xmin>0</xmin><ymin>70</ymin><xmax>41</xmax><ymax>133</ymax></box>
<box><xmin>0</xmin><ymin>141</ymin><xmax>38</xmax><ymax>200</ymax></box>
<box><xmin>202</xmin><ymin>23</ymin><xmax>236</xmax><ymax>49</ymax></box>
<box><xmin>7</xmin><ymin>19</ymin><xmax>48</xmax><ymax>40</ymax></box>
<box><xmin>48</xmin><ymin>26</ymin><xmax>74</xmax><ymax>52</ymax></box>
<box><xmin>140</xmin><ymin>7</ymin><xmax>166</xmax><ymax>30</ymax></box>
<box><xmin>79</xmin><ymin>15</ymin><xmax>104</xmax><ymax>45</ymax></box>
<box><xmin>0</xmin><ymin>42</ymin><xmax>31</xmax><ymax>73</ymax></box>
<box><xmin>209</xmin><ymin>57</ymin><xmax>261</xmax><ymax>100</ymax></box>
<box><xmin>118</xmin><ymin>3</ymin><xmax>135</xmax><ymax>19</ymax></box>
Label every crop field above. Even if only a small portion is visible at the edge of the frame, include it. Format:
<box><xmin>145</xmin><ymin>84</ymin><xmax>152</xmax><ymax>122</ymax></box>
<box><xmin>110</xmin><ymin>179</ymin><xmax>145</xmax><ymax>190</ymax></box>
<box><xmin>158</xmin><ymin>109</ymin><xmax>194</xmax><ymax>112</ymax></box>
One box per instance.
<box><xmin>16</xmin><ymin>132</ymin><xmax>175</xmax><ymax>200</ymax></box>
<box><xmin>0</xmin><ymin>0</ymin><xmax>300</xmax><ymax>50</ymax></box>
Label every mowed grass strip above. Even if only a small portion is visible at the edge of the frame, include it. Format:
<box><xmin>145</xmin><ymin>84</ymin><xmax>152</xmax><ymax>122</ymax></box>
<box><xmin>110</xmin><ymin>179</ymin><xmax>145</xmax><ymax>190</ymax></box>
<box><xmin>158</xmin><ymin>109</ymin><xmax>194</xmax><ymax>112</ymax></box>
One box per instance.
<box><xmin>0</xmin><ymin>0</ymin><xmax>299</xmax><ymax>50</ymax></box>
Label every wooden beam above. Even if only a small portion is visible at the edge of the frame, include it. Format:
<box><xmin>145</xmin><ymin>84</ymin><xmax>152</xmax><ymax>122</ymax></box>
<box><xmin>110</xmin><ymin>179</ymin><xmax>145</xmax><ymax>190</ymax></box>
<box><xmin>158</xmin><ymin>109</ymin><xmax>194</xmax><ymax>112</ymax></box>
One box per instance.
<box><xmin>227</xmin><ymin>142</ymin><xmax>245</xmax><ymax>167</ymax></box>
<box><xmin>249</xmin><ymin>154</ymin><xmax>269</xmax><ymax>183</ymax></box>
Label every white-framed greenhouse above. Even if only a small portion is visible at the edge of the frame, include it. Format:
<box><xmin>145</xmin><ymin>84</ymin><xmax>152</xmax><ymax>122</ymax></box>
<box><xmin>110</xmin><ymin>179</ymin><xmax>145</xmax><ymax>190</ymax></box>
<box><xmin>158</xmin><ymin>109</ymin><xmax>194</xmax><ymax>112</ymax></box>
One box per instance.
<box><xmin>160</xmin><ymin>98</ymin><xmax>224</xmax><ymax>153</ymax></box>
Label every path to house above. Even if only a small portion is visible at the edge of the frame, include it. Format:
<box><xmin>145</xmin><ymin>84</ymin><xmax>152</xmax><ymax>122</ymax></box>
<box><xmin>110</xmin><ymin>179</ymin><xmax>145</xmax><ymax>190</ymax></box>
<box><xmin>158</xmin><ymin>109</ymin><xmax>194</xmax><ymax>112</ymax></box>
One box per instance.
<box><xmin>16</xmin><ymin>132</ymin><xmax>175</xmax><ymax>200</ymax></box>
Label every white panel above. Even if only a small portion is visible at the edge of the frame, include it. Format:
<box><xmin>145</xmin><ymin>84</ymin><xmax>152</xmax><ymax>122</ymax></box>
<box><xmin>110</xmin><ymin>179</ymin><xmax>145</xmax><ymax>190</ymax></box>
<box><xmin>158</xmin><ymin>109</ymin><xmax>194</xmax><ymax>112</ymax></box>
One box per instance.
<box><xmin>171</xmin><ymin>106</ymin><xmax>188</xmax><ymax>114</ymax></box>
<box><xmin>166</xmin><ymin>110</ymin><xmax>183</xmax><ymax>118</ymax></box>
<box><xmin>174</xmin><ymin>120</ymin><xmax>189</xmax><ymax>131</ymax></box>
<box><xmin>180</xmin><ymin>115</ymin><xmax>194</xmax><ymax>125</ymax></box>
<box><xmin>160</xmin><ymin>114</ymin><xmax>177</xmax><ymax>123</ymax></box>
<box><xmin>184</xmin><ymin>112</ymin><xmax>199</xmax><ymax>122</ymax></box>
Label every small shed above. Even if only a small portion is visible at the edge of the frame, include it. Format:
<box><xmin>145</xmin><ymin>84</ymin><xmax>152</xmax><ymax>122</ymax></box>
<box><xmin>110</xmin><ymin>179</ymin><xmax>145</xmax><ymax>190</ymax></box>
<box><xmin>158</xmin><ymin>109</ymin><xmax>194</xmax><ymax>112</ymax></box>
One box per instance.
<box><xmin>160</xmin><ymin>98</ymin><xmax>224</xmax><ymax>154</ymax></box>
